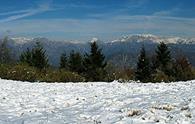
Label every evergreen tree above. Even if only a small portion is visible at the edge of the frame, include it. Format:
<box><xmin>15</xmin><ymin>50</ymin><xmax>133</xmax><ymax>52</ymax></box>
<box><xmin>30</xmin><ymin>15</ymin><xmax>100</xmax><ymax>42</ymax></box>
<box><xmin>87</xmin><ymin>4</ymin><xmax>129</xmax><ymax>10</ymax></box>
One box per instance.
<box><xmin>68</xmin><ymin>50</ymin><xmax>84</xmax><ymax>73</ymax></box>
<box><xmin>20</xmin><ymin>48</ymin><xmax>33</xmax><ymax>65</ymax></box>
<box><xmin>155</xmin><ymin>42</ymin><xmax>171</xmax><ymax>71</ymax></box>
<box><xmin>59</xmin><ymin>52</ymin><xmax>68</xmax><ymax>69</ymax></box>
<box><xmin>151</xmin><ymin>42</ymin><xmax>174</xmax><ymax>81</ymax></box>
<box><xmin>83</xmin><ymin>41</ymin><xmax>107</xmax><ymax>81</ymax></box>
<box><xmin>0</xmin><ymin>37</ymin><xmax>11</xmax><ymax>64</ymax></box>
<box><xmin>20</xmin><ymin>42</ymin><xmax>49</xmax><ymax>70</ymax></box>
<box><xmin>135</xmin><ymin>46</ymin><xmax>151</xmax><ymax>82</ymax></box>
<box><xmin>31</xmin><ymin>42</ymin><xmax>49</xmax><ymax>70</ymax></box>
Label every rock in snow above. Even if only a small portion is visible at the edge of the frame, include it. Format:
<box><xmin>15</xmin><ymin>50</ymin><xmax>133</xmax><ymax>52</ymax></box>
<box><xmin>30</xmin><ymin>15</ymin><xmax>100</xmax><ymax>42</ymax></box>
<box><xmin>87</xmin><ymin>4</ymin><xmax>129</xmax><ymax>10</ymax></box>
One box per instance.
<box><xmin>0</xmin><ymin>79</ymin><xmax>194</xmax><ymax>124</ymax></box>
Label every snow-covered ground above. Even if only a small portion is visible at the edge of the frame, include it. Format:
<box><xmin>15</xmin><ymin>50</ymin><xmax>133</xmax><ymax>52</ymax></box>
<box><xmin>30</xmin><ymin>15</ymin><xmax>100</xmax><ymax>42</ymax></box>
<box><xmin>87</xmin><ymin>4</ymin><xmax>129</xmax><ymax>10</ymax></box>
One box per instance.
<box><xmin>0</xmin><ymin>79</ymin><xmax>194</xmax><ymax>124</ymax></box>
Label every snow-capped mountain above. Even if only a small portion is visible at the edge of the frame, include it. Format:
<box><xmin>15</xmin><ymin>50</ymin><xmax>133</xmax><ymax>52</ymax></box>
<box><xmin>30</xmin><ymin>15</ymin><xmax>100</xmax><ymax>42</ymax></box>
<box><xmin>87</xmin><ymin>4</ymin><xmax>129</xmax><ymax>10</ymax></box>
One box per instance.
<box><xmin>11</xmin><ymin>37</ymin><xmax>34</xmax><ymax>44</ymax></box>
<box><xmin>109</xmin><ymin>34</ymin><xmax>195</xmax><ymax>44</ymax></box>
<box><xmin>7</xmin><ymin>34</ymin><xmax>195</xmax><ymax>45</ymax></box>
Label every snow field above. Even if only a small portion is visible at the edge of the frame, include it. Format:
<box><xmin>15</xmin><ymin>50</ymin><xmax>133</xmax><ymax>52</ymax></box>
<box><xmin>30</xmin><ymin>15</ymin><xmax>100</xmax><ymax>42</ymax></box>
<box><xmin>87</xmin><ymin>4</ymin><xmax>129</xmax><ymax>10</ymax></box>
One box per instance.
<box><xmin>0</xmin><ymin>79</ymin><xmax>194</xmax><ymax>124</ymax></box>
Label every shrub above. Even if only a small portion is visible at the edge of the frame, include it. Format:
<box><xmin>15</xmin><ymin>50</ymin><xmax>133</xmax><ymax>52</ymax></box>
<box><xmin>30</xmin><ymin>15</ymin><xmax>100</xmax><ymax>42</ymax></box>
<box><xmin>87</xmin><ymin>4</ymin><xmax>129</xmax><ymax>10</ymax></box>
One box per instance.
<box><xmin>0</xmin><ymin>64</ymin><xmax>85</xmax><ymax>82</ymax></box>
<box><xmin>152</xmin><ymin>70</ymin><xmax>175</xmax><ymax>82</ymax></box>
<box><xmin>39</xmin><ymin>69</ymin><xmax>85</xmax><ymax>82</ymax></box>
<box><xmin>5</xmin><ymin>64</ymin><xmax>38</xmax><ymax>82</ymax></box>
<box><xmin>173</xmin><ymin>56</ymin><xmax>194</xmax><ymax>81</ymax></box>
<box><xmin>0</xmin><ymin>64</ymin><xmax>10</xmax><ymax>79</ymax></box>
<box><xmin>106</xmin><ymin>68</ymin><xmax>134</xmax><ymax>82</ymax></box>
<box><xmin>192</xmin><ymin>67</ymin><xmax>195</xmax><ymax>79</ymax></box>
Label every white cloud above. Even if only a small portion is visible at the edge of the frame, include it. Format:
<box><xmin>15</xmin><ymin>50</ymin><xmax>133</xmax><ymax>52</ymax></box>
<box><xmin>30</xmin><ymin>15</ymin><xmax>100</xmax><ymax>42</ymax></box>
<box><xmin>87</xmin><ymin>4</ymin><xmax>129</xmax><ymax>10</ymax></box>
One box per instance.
<box><xmin>0</xmin><ymin>9</ymin><xmax>33</xmax><ymax>16</ymax></box>
<box><xmin>1</xmin><ymin>15</ymin><xmax>195</xmax><ymax>40</ymax></box>
<box><xmin>0</xmin><ymin>0</ymin><xmax>55</xmax><ymax>23</ymax></box>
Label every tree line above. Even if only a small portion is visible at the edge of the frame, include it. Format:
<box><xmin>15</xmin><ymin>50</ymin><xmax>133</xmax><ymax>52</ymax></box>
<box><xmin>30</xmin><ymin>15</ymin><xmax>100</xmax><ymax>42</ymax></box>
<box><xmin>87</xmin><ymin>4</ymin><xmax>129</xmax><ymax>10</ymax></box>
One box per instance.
<box><xmin>20</xmin><ymin>41</ymin><xmax>107</xmax><ymax>81</ymax></box>
<box><xmin>135</xmin><ymin>42</ymin><xmax>194</xmax><ymax>82</ymax></box>
<box><xmin>0</xmin><ymin>37</ymin><xmax>194</xmax><ymax>82</ymax></box>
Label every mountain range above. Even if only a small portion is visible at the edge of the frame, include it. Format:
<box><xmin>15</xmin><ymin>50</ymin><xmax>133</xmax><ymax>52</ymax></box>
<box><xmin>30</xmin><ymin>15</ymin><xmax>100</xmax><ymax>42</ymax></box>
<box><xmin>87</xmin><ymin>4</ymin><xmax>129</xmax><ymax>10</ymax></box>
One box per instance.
<box><xmin>1</xmin><ymin>34</ymin><xmax>195</xmax><ymax>67</ymax></box>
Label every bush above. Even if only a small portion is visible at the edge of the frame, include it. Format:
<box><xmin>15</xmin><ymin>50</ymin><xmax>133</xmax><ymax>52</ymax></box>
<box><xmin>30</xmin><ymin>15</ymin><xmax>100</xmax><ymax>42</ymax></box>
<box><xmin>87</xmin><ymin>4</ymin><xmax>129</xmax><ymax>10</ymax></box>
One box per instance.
<box><xmin>0</xmin><ymin>64</ymin><xmax>11</xmax><ymax>79</ymax></box>
<box><xmin>152</xmin><ymin>70</ymin><xmax>175</xmax><ymax>82</ymax></box>
<box><xmin>0</xmin><ymin>64</ymin><xmax>85</xmax><ymax>82</ymax></box>
<box><xmin>5</xmin><ymin>64</ymin><xmax>38</xmax><ymax>82</ymax></box>
<box><xmin>105</xmin><ymin>63</ymin><xmax>134</xmax><ymax>82</ymax></box>
<box><xmin>38</xmin><ymin>69</ymin><xmax>85</xmax><ymax>82</ymax></box>
<box><xmin>116</xmin><ymin>69</ymin><xmax>134</xmax><ymax>81</ymax></box>
<box><xmin>173</xmin><ymin>56</ymin><xmax>194</xmax><ymax>81</ymax></box>
<box><xmin>192</xmin><ymin>67</ymin><xmax>195</xmax><ymax>79</ymax></box>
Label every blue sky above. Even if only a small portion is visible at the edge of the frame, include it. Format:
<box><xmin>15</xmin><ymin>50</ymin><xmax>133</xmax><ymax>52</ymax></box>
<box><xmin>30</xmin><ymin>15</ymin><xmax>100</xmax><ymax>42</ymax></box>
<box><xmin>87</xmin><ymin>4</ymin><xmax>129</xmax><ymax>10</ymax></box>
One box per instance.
<box><xmin>0</xmin><ymin>0</ymin><xmax>195</xmax><ymax>41</ymax></box>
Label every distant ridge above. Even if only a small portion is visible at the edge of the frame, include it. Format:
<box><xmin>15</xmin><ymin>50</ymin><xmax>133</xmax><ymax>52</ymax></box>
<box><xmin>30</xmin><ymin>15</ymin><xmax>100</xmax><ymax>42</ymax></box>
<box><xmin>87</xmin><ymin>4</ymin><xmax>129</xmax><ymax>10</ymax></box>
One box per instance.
<box><xmin>0</xmin><ymin>34</ymin><xmax>195</xmax><ymax>67</ymax></box>
<box><xmin>109</xmin><ymin>34</ymin><xmax>195</xmax><ymax>44</ymax></box>
<box><xmin>5</xmin><ymin>34</ymin><xmax>195</xmax><ymax>45</ymax></box>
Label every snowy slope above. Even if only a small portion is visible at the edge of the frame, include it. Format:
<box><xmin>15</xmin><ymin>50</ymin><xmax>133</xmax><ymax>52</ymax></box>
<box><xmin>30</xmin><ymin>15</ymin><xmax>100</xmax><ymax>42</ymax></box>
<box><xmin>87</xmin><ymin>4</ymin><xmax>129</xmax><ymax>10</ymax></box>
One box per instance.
<box><xmin>0</xmin><ymin>79</ymin><xmax>194</xmax><ymax>124</ymax></box>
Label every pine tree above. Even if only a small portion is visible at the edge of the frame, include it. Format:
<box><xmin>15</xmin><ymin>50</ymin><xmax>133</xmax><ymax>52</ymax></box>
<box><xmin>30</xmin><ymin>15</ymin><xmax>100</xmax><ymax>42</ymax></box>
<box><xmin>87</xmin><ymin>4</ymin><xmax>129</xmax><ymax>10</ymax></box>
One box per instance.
<box><xmin>0</xmin><ymin>37</ymin><xmax>11</xmax><ymax>64</ymax></box>
<box><xmin>151</xmin><ymin>42</ymin><xmax>174</xmax><ymax>81</ymax></box>
<box><xmin>59</xmin><ymin>52</ymin><xmax>68</xmax><ymax>69</ymax></box>
<box><xmin>31</xmin><ymin>42</ymin><xmax>49</xmax><ymax>70</ymax></box>
<box><xmin>135</xmin><ymin>46</ymin><xmax>151</xmax><ymax>82</ymax></box>
<box><xmin>68</xmin><ymin>50</ymin><xmax>84</xmax><ymax>73</ymax></box>
<box><xmin>20</xmin><ymin>42</ymin><xmax>49</xmax><ymax>70</ymax></box>
<box><xmin>83</xmin><ymin>41</ymin><xmax>107</xmax><ymax>81</ymax></box>
<box><xmin>20</xmin><ymin>48</ymin><xmax>33</xmax><ymax>65</ymax></box>
<box><xmin>155</xmin><ymin>42</ymin><xmax>171</xmax><ymax>71</ymax></box>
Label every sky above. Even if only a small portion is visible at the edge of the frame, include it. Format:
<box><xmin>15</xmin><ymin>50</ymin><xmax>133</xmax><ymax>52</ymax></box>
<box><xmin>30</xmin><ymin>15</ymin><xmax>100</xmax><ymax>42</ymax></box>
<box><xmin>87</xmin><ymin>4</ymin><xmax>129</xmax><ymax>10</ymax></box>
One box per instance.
<box><xmin>0</xmin><ymin>0</ymin><xmax>195</xmax><ymax>41</ymax></box>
